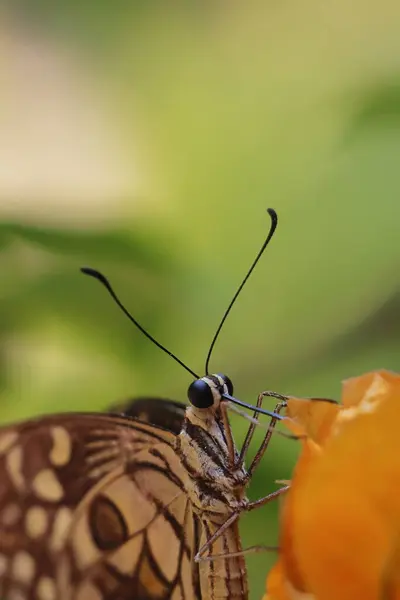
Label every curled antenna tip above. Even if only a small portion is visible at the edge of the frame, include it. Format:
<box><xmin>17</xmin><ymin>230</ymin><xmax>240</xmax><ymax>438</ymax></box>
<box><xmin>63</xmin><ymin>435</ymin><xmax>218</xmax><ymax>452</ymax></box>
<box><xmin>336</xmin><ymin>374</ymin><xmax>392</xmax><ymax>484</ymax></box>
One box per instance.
<box><xmin>81</xmin><ymin>266</ymin><xmax>96</xmax><ymax>275</ymax></box>
<box><xmin>266</xmin><ymin>208</ymin><xmax>278</xmax><ymax>226</ymax></box>
<box><xmin>80</xmin><ymin>266</ymin><xmax>199</xmax><ymax>379</ymax></box>
<box><xmin>81</xmin><ymin>267</ymin><xmax>113</xmax><ymax>291</ymax></box>
<box><xmin>81</xmin><ymin>266</ymin><xmax>103</xmax><ymax>280</ymax></box>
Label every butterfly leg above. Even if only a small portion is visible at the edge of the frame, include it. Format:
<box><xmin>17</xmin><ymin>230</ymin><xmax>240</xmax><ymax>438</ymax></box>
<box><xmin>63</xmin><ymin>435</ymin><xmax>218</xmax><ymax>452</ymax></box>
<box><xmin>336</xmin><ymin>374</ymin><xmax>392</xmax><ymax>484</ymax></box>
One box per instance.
<box><xmin>194</xmin><ymin>510</ymin><xmax>241</xmax><ymax>562</ymax></box>
<box><xmin>218</xmin><ymin>486</ymin><xmax>290</xmax><ymax>558</ymax></box>
<box><xmin>198</xmin><ymin>544</ymin><xmax>279</xmax><ymax>561</ymax></box>
<box><xmin>246</xmin><ymin>400</ymin><xmax>286</xmax><ymax>477</ymax></box>
<box><xmin>195</xmin><ymin>486</ymin><xmax>290</xmax><ymax>563</ymax></box>
<box><xmin>247</xmin><ymin>484</ymin><xmax>290</xmax><ymax>511</ymax></box>
<box><xmin>239</xmin><ymin>392</ymin><xmax>287</xmax><ymax>474</ymax></box>
<box><xmin>236</xmin><ymin>400</ymin><xmax>261</xmax><ymax>467</ymax></box>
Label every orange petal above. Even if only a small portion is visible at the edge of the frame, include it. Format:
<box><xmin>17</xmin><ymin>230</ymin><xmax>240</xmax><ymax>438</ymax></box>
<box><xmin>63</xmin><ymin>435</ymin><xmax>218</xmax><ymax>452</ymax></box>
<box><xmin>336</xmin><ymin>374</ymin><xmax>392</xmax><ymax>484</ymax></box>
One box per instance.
<box><xmin>265</xmin><ymin>371</ymin><xmax>400</xmax><ymax>600</ymax></box>
<box><xmin>285</xmin><ymin>397</ymin><xmax>340</xmax><ymax>444</ymax></box>
<box><xmin>287</xmin><ymin>373</ymin><xmax>400</xmax><ymax>600</ymax></box>
<box><xmin>263</xmin><ymin>561</ymin><xmax>291</xmax><ymax>600</ymax></box>
<box><xmin>341</xmin><ymin>369</ymin><xmax>400</xmax><ymax>409</ymax></box>
<box><xmin>279</xmin><ymin>438</ymin><xmax>322</xmax><ymax>593</ymax></box>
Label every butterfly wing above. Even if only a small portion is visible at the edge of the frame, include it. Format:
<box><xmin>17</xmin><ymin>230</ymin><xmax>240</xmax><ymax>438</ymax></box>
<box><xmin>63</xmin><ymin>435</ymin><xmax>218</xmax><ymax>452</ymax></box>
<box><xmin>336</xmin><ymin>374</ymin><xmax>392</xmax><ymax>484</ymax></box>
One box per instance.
<box><xmin>109</xmin><ymin>397</ymin><xmax>187</xmax><ymax>435</ymax></box>
<box><xmin>0</xmin><ymin>413</ymin><xmax>200</xmax><ymax>600</ymax></box>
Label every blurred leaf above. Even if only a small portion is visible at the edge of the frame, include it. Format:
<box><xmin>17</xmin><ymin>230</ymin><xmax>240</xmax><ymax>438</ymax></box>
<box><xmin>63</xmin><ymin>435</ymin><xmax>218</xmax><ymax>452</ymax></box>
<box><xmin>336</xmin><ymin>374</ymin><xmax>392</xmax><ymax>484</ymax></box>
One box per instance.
<box><xmin>0</xmin><ymin>220</ymin><xmax>169</xmax><ymax>270</ymax></box>
<box><xmin>349</xmin><ymin>82</ymin><xmax>400</xmax><ymax>136</ymax></box>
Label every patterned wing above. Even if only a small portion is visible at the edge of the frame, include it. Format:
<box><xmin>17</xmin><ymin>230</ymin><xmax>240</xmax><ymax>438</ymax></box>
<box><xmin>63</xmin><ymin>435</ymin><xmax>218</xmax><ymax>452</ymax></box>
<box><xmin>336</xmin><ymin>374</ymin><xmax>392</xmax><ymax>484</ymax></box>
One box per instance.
<box><xmin>109</xmin><ymin>397</ymin><xmax>187</xmax><ymax>435</ymax></box>
<box><xmin>0</xmin><ymin>412</ymin><xmax>200</xmax><ymax>600</ymax></box>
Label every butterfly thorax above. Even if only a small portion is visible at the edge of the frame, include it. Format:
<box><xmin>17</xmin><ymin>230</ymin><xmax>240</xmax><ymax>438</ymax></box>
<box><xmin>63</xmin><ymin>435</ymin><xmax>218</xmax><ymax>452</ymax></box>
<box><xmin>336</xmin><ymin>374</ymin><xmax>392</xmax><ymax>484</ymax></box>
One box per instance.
<box><xmin>175</xmin><ymin>406</ymin><xmax>248</xmax><ymax>517</ymax></box>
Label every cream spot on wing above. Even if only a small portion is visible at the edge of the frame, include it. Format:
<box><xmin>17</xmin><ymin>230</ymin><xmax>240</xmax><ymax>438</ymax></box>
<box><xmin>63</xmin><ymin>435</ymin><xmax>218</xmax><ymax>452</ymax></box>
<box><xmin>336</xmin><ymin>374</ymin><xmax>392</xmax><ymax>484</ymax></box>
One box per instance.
<box><xmin>11</xmin><ymin>550</ymin><xmax>35</xmax><ymax>584</ymax></box>
<box><xmin>6</xmin><ymin>445</ymin><xmax>25</xmax><ymax>491</ymax></box>
<box><xmin>49</xmin><ymin>426</ymin><xmax>72</xmax><ymax>467</ymax></box>
<box><xmin>32</xmin><ymin>469</ymin><xmax>63</xmax><ymax>501</ymax></box>
<box><xmin>25</xmin><ymin>505</ymin><xmax>48</xmax><ymax>538</ymax></box>
<box><xmin>0</xmin><ymin>431</ymin><xmax>18</xmax><ymax>454</ymax></box>
<box><xmin>0</xmin><ymin>553</ymin><xmax>8</xmax><ymax>576</ymax></box>
<box><xmin>50</xmin><ymin>507</ymin><xmax>73</xmax><ymax>552</ymax></box>
<box><xmin>36</xmin><ymin>576</ymin><xmax>57</xmax><ymax>600</ymax></box>
<box><xmin>1</xmin><ymin>503</ymin><xmax>21</xmax><ymax>526</ymax></box>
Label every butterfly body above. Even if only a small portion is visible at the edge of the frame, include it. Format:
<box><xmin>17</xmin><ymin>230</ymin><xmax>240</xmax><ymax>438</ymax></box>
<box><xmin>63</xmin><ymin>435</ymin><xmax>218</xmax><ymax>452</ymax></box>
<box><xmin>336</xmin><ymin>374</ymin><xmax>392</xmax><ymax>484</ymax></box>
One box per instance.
<box><xmin>177</xmin><ymin>404</ymin><xmax>249</xmax><ymax>600</ymax></box>
<box><xmin>177</xmin><ymin>405</ymin><xmax>248</xmax><ymax>514</ymax></box>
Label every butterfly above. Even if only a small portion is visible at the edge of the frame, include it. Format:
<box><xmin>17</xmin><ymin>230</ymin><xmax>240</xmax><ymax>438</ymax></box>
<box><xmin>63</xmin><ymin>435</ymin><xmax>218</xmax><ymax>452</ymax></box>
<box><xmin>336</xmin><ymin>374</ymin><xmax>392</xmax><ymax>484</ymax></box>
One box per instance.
<box><xmin>0</xmin><ymin>381</ymin><xmax>289</xmax><ymax>600</ymax></box>
<box><xmin>0</xmin><ymin>209</ymin><xmax>292</xmax><ymax>600</ymax></box>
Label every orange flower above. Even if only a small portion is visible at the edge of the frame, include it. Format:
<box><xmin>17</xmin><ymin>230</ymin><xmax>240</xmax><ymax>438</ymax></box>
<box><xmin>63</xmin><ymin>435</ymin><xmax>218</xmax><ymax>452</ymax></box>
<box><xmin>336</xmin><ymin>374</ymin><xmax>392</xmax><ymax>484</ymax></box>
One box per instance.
<box><xmin>264</xmin><ymin>370</ymin><xmax>400</xmax><ymax>600</ymax></box>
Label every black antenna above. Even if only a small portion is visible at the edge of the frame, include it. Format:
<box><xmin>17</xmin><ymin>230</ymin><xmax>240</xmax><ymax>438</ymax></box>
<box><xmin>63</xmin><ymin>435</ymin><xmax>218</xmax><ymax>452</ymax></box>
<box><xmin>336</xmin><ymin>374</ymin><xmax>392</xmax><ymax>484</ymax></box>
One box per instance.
<box><xmin>205</xmin><ymin>208</ymin><xmax>278</xmax><ymax>375</ymax></box>
<box><xmin>81</xmin><ymin>267</ymin><xmax>200</xmax><ymax>379</ymax></box>
<box><xmin>81</xmin><ymin>265</ymin><xmax>288</xmax><ymax>421</ymax></box>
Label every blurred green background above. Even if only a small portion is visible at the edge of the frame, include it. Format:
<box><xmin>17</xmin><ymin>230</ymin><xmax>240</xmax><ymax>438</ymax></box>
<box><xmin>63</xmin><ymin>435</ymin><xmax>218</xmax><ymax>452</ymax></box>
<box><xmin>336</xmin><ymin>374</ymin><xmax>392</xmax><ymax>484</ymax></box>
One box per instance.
<box><xmin>1</xmin><ymin>2</ymin><xmax>399</xmax><ymax>597</ymax></box>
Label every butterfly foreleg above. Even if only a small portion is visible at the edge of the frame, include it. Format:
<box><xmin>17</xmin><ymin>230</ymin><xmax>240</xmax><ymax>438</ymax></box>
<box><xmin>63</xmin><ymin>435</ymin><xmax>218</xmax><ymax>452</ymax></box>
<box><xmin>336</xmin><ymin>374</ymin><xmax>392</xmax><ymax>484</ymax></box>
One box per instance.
<box><xmin>244</xmin><ymin>394</ymin><xmax>287</xmax><ymax>476</ymax></box>
<box><xmin>236</xmin><ymin>392</ymin><xmax>287</xmax><ymax>471</ymax></box>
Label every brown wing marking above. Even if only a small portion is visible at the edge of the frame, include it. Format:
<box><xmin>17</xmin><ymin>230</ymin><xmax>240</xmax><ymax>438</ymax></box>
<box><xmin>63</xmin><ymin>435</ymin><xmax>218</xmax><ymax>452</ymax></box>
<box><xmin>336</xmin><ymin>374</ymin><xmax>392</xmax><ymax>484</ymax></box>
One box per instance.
<box><xmin>0</xmin><ymin>413</ymin><xmax>184</xmax><ymax>600</ymax></box>
<box><xmin>65</xmin><ymin>445</ymin><xmax>199</xmax><ymax>600</ymax></box>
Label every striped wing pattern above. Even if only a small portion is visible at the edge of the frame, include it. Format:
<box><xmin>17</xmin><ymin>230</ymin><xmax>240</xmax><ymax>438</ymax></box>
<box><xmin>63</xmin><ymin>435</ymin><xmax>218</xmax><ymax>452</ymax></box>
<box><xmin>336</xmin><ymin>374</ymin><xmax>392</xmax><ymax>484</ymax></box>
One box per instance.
<box><xmin>0</xmin><ymin>412</ymin><xmax>200</xmax><ymax>600</ymax></box>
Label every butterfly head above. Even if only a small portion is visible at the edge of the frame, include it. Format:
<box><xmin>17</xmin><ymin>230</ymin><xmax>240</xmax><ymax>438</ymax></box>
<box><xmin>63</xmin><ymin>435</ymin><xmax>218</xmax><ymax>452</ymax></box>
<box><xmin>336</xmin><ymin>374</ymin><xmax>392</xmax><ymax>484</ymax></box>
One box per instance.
<box><xmin>187</xmin><ymin>374</ymin><xmax>233</xmax><ymax>410</ymax></box>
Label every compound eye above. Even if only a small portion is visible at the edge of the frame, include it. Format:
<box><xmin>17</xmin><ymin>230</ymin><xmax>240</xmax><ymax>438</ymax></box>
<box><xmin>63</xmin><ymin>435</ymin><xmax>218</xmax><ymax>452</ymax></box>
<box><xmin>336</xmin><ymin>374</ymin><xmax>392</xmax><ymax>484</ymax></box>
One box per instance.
<box><xmin>217</xmin><ymin>373</ymin><xmax>234</xmax><ymax>397</ymax></box>
<box><xmin>187</xmin><ymin>379</ymin><xmax>214</xmax><ymax>409</ymax></box>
